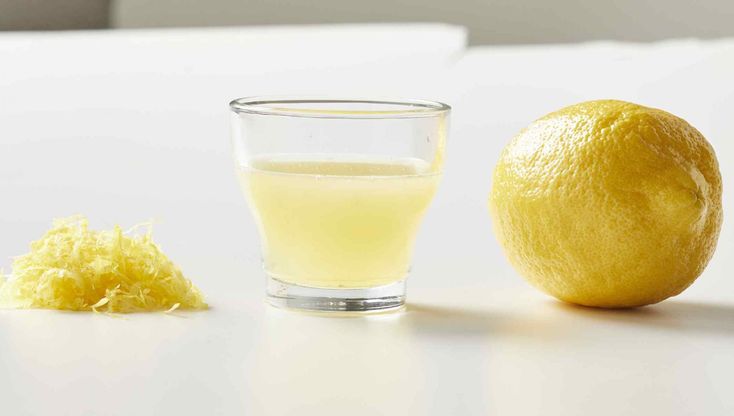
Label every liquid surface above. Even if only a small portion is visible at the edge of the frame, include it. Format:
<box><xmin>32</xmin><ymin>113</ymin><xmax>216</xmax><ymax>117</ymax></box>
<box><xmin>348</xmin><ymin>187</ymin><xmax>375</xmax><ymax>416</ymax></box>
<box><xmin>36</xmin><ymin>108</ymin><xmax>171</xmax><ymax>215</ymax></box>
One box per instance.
<box><xmin>239</xmin><ymin>157</ymin><xmax>440</xmax><ymax>288</ymax></box>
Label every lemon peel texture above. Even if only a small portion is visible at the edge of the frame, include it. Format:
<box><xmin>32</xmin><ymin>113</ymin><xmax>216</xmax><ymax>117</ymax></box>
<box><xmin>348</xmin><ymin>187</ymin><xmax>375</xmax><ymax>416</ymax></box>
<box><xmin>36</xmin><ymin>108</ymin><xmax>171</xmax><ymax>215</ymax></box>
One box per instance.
<box><xmin>489</xmin><ymin>100</ymin><xmax>723</xmax><ymax>308</ymax></box>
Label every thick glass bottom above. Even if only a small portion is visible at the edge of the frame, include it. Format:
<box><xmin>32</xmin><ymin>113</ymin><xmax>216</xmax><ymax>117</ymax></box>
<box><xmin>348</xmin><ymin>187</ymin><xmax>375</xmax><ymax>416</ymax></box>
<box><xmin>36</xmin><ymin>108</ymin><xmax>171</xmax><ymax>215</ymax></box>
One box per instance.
<box><xmin>266</xmin><ymin>276</ymin><xmax>406</xmax><ymax>313</ymax></box>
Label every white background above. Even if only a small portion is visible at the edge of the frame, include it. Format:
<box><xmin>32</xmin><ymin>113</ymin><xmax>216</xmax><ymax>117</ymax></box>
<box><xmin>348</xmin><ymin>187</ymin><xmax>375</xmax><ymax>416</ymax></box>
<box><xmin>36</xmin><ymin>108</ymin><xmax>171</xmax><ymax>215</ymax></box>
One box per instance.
<box><xmin>0</xmin><ymin>24</ymin><xmax>732</xmax><ymax>415</ymax></box>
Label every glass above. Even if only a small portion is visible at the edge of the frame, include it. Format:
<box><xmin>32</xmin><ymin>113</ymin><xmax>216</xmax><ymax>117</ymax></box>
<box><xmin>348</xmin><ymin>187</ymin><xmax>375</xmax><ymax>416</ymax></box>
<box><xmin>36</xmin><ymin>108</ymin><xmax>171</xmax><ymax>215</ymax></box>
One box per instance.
<box><xmin>230</xmin><ymin>97</ymin><xmax>450</xmax><ymax>313</ymax></box>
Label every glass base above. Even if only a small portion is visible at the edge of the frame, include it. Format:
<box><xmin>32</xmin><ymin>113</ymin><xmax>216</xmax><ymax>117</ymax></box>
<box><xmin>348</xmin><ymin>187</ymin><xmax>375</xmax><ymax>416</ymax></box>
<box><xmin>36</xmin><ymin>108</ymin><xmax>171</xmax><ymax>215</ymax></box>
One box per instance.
<box><xmin>266</xmin><ymin>276</ymin><xmax>406</xmax><ymax>313</ymax></box>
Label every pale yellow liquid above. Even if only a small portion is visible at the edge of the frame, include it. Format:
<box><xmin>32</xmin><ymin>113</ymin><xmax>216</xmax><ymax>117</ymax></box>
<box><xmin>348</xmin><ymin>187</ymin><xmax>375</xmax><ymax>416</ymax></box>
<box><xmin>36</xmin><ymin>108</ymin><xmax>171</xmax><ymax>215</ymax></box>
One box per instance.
<box><xmin>239</xmin><ymin>157</ymin><xmax>440</xmax><ymax>288</ymax></box>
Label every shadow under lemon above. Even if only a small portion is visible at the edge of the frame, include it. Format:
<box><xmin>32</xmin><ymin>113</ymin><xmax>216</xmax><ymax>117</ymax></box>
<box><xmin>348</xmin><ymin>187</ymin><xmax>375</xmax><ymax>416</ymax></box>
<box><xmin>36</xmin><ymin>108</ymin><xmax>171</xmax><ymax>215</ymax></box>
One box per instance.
<box><xmin>401</xmin><ymin>296</ymin><xmax>734</xmax><ymax>339</ymax></box>
<box><xmin>549</xmin><ymin>299</ymin><xmax>734</xmax><ymax>337</ymax></box>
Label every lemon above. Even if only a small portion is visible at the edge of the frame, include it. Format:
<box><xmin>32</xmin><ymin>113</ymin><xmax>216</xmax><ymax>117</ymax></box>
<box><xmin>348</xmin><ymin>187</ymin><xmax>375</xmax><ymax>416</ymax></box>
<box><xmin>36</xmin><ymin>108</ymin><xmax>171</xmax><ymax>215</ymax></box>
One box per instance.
<box><xmin>489</xmin><ymin>100</ymin><xmax>723</xmax><ymax>308</ymax></box>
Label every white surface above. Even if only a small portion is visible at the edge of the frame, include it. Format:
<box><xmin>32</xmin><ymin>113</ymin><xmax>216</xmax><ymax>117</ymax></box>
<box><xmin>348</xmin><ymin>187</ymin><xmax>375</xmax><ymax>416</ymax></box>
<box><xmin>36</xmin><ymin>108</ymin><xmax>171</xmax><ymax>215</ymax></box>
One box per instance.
<box><xmin>0</xmin><ymin>27</ymin><xmax>732</xmax><ymax>415</ymax></box>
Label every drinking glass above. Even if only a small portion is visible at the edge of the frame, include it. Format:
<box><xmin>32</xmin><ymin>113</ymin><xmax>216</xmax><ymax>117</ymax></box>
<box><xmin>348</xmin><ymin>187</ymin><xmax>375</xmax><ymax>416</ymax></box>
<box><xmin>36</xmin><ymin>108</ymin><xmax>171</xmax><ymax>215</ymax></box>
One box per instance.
<box><xmin>230</xmin><ymin>97</ymin><xmax>450</xmax><ymax>313</ymax></box>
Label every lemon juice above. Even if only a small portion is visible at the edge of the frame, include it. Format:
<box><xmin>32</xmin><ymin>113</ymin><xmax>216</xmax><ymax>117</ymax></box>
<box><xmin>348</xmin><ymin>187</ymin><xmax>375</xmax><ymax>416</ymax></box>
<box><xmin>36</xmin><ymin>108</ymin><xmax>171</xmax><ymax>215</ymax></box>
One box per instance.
<box><xmin>239</xmin><ymin>156</ymin><xmax>440</xmax><ymax>288</ymax></box>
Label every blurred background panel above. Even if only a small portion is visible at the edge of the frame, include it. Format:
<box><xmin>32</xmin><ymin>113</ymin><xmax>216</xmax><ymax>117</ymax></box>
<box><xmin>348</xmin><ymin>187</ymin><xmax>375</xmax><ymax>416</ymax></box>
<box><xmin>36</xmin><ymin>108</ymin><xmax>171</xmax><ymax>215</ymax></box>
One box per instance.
<box><xmin>113</xmin><ymin>0</ymin><xmax>734</xmax><ymax>44</ymax></box>
<box><xmin>2</xmin><ymin>0</ymin><xmax>734</xmax><ymax>44</ymax></box>
<box><xmin>0</xmin><ymin>0</ymin><xmax>110</xmax><ymax>30</ymax></box>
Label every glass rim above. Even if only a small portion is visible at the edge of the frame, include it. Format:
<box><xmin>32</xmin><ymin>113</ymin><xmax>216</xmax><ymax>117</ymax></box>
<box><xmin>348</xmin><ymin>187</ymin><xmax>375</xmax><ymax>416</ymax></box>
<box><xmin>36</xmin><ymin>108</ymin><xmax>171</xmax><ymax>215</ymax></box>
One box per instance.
<box><xmin>229</xmin><ymin>96</ymin><xmax>451</xmax><ymax>119</ymax></box>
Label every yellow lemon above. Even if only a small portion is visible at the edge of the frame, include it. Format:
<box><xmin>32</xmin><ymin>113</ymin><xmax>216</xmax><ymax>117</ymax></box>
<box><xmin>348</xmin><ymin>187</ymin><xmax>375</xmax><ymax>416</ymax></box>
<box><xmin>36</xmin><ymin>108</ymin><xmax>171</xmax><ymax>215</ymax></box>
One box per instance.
<box><xmin>489</xmin><ymin>100</ymin><xmax>723</xmax><ymax>308</ymax></box>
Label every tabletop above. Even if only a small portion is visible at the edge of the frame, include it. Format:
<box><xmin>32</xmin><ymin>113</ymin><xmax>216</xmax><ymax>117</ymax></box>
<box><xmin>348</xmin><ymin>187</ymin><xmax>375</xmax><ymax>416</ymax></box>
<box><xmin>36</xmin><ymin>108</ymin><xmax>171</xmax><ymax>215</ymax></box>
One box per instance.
<box><xmin>0</xmin><ymin>25</ymin><xmax>732</xmax><ymax>415</ymax></box>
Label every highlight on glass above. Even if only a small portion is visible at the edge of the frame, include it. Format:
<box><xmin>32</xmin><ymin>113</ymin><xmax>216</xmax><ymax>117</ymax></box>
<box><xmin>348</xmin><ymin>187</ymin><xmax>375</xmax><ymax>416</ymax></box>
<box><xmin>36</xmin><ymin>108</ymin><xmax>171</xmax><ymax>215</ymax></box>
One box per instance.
<box><xmin>230</xmin><ymin>97</ymin><xmax>450</xmax><ymax>313</ymax></box>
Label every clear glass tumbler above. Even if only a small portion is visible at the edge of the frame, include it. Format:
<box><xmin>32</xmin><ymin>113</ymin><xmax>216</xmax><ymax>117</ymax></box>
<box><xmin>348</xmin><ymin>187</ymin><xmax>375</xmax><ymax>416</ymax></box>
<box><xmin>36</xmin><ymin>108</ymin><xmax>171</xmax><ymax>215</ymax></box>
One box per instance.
<box><xmin>230</xmin><ymin>97</ymin><xmax>450</xmax><ymax>313</ymax></box>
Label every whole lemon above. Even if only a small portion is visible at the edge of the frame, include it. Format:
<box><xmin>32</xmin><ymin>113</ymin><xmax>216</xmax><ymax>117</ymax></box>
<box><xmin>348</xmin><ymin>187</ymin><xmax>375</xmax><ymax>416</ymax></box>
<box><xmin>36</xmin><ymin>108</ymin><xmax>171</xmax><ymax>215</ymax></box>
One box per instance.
<box><xmin>489</xmin><ymin>100</ymin><xmax>723</xmax><ymax>308</ymax></box>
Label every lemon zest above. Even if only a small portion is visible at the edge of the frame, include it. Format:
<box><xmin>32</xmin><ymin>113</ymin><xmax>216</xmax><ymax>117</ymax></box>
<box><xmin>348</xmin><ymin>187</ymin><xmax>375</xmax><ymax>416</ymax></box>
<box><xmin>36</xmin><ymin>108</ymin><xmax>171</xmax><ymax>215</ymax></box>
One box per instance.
<box><xmin>0</xmin><ymin>216</ymin><xmax>207</xmax><ymax>313</ymax></box>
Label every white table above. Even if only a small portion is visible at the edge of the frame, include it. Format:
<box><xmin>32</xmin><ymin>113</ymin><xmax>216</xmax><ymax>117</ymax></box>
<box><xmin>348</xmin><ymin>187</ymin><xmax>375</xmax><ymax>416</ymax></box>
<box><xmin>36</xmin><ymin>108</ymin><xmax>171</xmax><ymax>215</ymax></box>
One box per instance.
<box><xmin>1</xmin><ymin>26</ymin><xmax>732</xmax><ymax>415</ymax></box>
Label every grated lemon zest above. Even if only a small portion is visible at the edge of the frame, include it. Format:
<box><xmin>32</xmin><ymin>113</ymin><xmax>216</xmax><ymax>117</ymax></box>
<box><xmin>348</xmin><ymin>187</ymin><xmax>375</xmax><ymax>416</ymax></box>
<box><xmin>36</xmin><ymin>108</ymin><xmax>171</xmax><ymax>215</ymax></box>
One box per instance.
<box><xmin>0</xmin><ymin>216</ymin><xmax>207</xmax><ymax>313</ymax></box>
<box><xmin>91</xmin><ymin>297</ymin><xmax>109</xmax><ymax>308</ymax></box>
<box><xmin>165</xmin><ymin>302</ymin><xmax>181</xmax><ymax>313</ymax></box>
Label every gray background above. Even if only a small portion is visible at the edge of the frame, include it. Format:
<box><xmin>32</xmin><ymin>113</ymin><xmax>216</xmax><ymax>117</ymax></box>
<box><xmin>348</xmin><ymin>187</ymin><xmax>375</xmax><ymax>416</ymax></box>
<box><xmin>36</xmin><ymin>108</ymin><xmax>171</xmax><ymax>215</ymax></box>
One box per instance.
<box><xmin>3</xmin><ymin>0</ymin><xmax>734</xmax><ymax>44</ymax></box>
